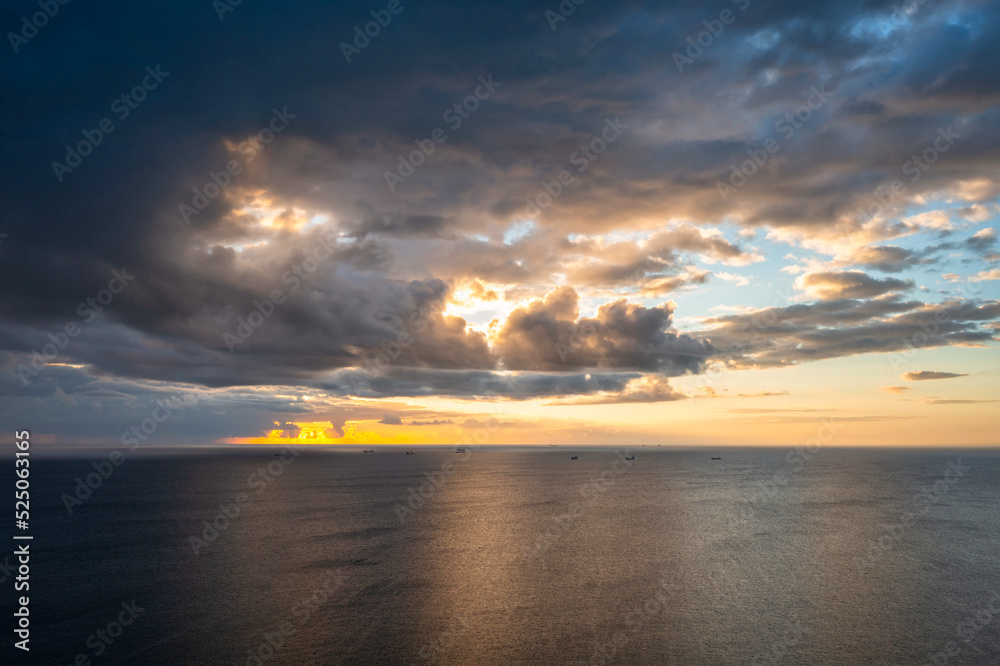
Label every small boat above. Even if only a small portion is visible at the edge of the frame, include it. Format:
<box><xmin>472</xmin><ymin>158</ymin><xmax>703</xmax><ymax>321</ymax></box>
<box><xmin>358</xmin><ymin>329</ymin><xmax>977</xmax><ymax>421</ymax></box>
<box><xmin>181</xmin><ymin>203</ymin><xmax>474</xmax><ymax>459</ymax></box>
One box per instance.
<box><xmin>455</xmin><ymin>448</ymin><xmax>466</xmax><ymax>453</ymax></box>
<box><xmin>362</xmin><ymin>449</ymin><xmax>374</xmax><ymax>453</ymax></box>
<box><xmin>571</xmin><ymin>456</ymin><xmax>578</xmax><ymax>460</ymax></box>
<box><xmin>711</xmin><ymin>457</ymin><xmax>721</xmax><ymax>460</ymax></box>
<box><xmin>405</xmin><ymin>451</ymin><xmax>415</xmax><ymax>455</ymax></box>
<box><xmin>625</xmin><ymin>455</ymin><xmax>635</xmax><ymax>461</ymax></box>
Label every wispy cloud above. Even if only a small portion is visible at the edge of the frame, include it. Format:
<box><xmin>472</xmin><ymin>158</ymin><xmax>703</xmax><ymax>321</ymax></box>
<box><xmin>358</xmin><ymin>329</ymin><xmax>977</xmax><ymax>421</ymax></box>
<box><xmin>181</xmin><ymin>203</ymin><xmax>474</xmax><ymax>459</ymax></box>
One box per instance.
<box><xmin>902</xmin><ymin>371</ymin><xmax>969</xmax><ymax>381</ymax></box>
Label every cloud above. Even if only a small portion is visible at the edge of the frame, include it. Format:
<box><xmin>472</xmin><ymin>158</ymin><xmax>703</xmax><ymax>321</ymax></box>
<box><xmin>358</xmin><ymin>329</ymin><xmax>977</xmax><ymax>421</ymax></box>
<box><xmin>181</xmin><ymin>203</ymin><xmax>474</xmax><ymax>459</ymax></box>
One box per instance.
<box><xmin>847</xmin><ymin>245</ymin><xmax>936</xmax><ymax>273</ymax></box>
<box><xmin>693</xmin><ymin>388</ymin><xmax>790</xmax><ymax>398</ymax></box>
<box><xmin>700</xmin><ymin>297</ymin><xmax>998</xmax><ymax>369</ymax></box>
<box><xmin>881</xmin><ymin>386</ymin><xmax>911</xmax><ymax>394</ymax></box>
<box><xmin>957</xmin><ymin>205</ymin><xmax>994</xmax><ymax>222</ymax></box>
<box><xmin>796</xmin><ymin>271</ymin><xmax>914</xmax><ymax>300</ymax></box>
<box><xmin>492</xmin><ymin>286</ymin><xmax>713</xmax><ymax>374</ymax></box>
<box><xmin>544</xmin><ymin>376</ymin><xmax>685</xmax><ymax>405</ymax></box>
<box><xmin>970</xmin><ymin>268</ymin><xmax>1000</xmax><ymax>281</ymax></box>
<box><xmin>921</xmin><ymin>398</ymin><xmax>997</xmax><ymax>404</ymax></box>
<box><xmin>736</xmin><ymin>390</ymin><xmax>791</xmax><ymax>398</ymax></box>
<box><xmin>902</xmin><ymin>211</ymin><xmax>953</xmax><ymax>232</ymax></box>
<box><xmin>379</xmin><ymin>414</ymin><xmax>403</xmax><ymax>425</ymax></box>
<box><xmin>902</xmin><ymin>371</ymin><xmax>968</xmax><ymax>381</ymax></box>
<box><xmin>966</xmin><ymin>228</ymin><xmax>997</xmax><ymax>252</ymax></box>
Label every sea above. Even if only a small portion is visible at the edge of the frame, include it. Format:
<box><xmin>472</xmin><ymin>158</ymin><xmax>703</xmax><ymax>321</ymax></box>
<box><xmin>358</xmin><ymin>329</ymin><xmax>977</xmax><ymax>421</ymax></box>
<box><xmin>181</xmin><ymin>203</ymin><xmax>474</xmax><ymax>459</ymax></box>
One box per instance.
<box><xmin>6</xmin><ymin>447</ymin><xmax>1000</xmax><ymax>665</ymax></box>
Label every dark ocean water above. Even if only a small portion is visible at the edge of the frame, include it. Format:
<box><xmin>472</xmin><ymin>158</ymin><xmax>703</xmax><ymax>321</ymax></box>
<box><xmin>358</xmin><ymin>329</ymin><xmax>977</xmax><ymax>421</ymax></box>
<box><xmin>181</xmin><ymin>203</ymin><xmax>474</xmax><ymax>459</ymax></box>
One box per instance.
<box><xmin>5</xmin><ymin>447</ymin><xmax>1000</xmax><ymax>665</ymax></box>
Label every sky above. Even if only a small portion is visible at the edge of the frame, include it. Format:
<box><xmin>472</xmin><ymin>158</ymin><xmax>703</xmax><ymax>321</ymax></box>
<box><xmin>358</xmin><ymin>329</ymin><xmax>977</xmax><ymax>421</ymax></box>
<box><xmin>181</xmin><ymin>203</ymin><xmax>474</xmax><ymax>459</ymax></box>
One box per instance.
<box><xmin>0</xmin><ymin>0</ymin><xmax>998</xmax><ymax>447</ymax></box>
